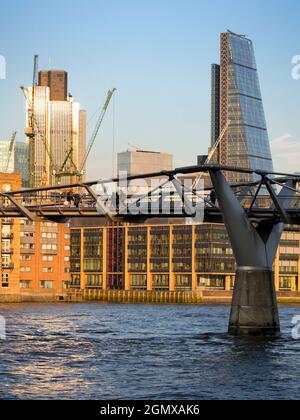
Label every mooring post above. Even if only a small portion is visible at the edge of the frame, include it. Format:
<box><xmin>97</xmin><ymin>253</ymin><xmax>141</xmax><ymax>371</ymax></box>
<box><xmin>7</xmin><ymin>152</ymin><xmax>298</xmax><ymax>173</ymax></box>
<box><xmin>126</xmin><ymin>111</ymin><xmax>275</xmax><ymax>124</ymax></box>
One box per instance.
<box><xmin>209</xmin><ymin>170</ymin><xmax>296</xmax><ymax>336</ymax></box>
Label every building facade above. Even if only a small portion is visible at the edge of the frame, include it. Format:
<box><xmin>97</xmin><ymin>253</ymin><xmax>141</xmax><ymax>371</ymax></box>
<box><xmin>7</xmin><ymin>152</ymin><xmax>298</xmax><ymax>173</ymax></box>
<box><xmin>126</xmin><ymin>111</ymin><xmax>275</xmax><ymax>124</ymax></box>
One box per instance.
<box><xmin>19</xmin><ymin>221</ymin><xmax>70</xmax><ymax>297</ymax></box>
<box><xmin>0</xmin><ymin>141</ymin><xmax>29</xmax><ymax>187</ymax></box>
<box><xmin>0</xmin><ymin>173</ymin><xmax>22</xmax><ymax>299</ymax></box>
<box><xmin>39</xmin><ymin>70</ymin><xmax>68</xmax><ymax>102</ymax></box>
<box><xmin>70</xmin><ymin>221</ymin><xmax>300</xmax><ymax>295</ymax></box>
<box><xmin>118</xmin><ymin>151</ymin><xmax>173</xmax><ymax>176</ymax></box>
<box><xmin>212</xmin><ymin>31</ymin><xmax>273</xmax><ymax>182</ymax></box>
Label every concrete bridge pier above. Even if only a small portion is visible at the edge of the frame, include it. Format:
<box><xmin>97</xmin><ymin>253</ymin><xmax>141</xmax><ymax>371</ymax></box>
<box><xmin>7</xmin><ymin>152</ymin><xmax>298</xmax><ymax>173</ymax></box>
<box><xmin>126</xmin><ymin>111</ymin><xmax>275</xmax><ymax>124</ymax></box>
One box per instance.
<box><xmin>209</xmin><ymin>170</ymin><xmax>295</xmax><ymax>337</ymax></box>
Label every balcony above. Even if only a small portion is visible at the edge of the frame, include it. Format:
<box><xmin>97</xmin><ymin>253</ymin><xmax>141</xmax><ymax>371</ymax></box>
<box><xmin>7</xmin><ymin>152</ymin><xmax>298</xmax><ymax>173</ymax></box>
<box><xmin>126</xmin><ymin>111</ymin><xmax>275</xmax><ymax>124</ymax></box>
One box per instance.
<box><xmin>2</xmin><ymin>248</ymin><xmax>14</xmax><ymax>255</ymax></box>
<box><xmin>2</xmin><ymin>219</ymin><xmax>14</xmax><ymax>226</ymax></box>
<box><xmin>2</xmin><ymin>263</ymin><xmax>14</xmax><ymax>270</ymax></box>
<box><xmin>2</xmin><ymin>233</ymin><xmax>14</xmax><ymax>240</ymax></box>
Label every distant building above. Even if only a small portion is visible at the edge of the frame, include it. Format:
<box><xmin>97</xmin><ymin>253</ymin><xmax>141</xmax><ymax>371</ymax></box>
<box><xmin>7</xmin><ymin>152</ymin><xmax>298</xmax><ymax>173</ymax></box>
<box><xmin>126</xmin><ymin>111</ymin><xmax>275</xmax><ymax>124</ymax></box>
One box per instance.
<box><xmin>0</xmin><ymin>141</ymin><xmax>29</xmax><ymax>187</ymax></box>
<box><xmin>212</xmin><ymin>31</ymin><xmax>273</xmax><ymax>181</ymax></box>
<box><xmin>118</xmin><ymin>150</ymin><xmax>173</xmax><ymax>176</ymax></box>
<box><xmin>39</xmin><ymin>70</ymin><xmax>68</xmax><ymax>101</ymax></box>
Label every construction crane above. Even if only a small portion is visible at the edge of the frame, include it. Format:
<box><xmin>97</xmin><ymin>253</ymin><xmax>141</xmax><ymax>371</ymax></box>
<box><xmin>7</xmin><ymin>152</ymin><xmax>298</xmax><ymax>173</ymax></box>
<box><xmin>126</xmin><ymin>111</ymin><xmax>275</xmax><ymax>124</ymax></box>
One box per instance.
<box><xmin>21</xmin><ymin>85</ymin><xmax>54</xmax><ymax>182</ymax></box>
<box><xmin>4</xmin><ymin>131</ymin><xmax>17</xmax><ymax>173</ymax></box>
<box><xmin>193</xmin><ymin>120</ymin><xmax>231</xmax><ymax>189</ymax></box>
<box><xmin>55</xmin><ymin>88</ymin><xmax>117</xmax><ymax>182</ymax></box>
<box><xmin>22</xmin><ymin>55</ymin><xmax>39</xmax><ymax>187</ymax></box>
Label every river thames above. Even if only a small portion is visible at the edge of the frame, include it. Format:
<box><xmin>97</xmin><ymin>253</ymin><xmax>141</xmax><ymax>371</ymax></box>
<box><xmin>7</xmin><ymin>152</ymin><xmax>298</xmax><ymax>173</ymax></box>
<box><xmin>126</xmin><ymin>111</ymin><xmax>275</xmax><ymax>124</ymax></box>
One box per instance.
<box><xmin>0</xmin><ymin>303</ymin><xmax>299</xmax><ymax>400</ymax></box>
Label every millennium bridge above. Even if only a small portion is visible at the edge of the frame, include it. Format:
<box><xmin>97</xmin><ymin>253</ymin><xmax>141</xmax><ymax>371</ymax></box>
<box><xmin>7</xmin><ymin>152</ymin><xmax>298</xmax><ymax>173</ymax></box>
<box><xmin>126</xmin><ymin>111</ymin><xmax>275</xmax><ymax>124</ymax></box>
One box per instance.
<box><xmin>2</xmin><ymin>164</ymin><xmax>300</xmax><ymax>337</ymax></box>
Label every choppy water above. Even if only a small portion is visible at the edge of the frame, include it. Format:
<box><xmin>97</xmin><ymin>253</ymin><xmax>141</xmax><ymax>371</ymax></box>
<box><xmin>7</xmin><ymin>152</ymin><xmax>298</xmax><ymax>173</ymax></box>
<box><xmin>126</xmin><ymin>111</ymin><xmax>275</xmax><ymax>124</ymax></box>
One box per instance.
<box><xmin>0</xmin><ymin>303</ymin><xmax>299</xmax><ymax>400</ymax></box>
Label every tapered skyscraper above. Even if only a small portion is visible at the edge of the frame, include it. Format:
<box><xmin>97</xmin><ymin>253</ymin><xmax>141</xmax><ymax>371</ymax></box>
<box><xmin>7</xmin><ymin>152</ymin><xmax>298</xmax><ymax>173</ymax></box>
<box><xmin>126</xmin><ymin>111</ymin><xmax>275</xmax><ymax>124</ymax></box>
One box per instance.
<box><xmin>211</xmin><ymin>31</ymin><xmax>273</xmax><ymax>181</ymax></box>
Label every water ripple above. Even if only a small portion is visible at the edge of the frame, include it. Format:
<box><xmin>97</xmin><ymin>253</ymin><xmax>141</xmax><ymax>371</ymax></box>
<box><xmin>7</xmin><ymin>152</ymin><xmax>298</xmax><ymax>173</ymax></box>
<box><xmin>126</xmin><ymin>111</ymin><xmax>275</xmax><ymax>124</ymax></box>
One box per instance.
<box><xmin>0</xmin><ymin>303</ymin><xmax>299</xmax><ymax>400</ymax></box>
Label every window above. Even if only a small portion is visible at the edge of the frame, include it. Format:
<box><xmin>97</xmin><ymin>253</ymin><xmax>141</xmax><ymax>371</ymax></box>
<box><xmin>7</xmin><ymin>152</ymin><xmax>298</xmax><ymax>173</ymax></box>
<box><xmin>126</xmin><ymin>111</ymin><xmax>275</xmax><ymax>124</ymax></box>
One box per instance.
<box><xmin>43</xmin><ymin>256</ymin><xmax>54</xmax><ymax>262</ymax></box>
<box><xmin>42</xmin><ymin>268</ymin><xmax>53</xmax><ymax>273</ymax></box>
<box><xmin>2</xmin><ymin>184</ymin><xmax>11</xmax><ymax>193</ymax></box>
<box><xmin>65</xmin><ymin>246</ymin><xmax>70</xmax><ymax>251</ymax></box>
<box><xmin>20</xmin><ymin>267</ymin><xmax>31</xmax><ymax>273</ymax></box>
<box><xmin>2</xmin><ymin>273</ymin><xmax>9</xmax><ymax>288</ymax></box>
<box><xmin>152</xmin><ymin>274</ymin><xmax>169</xmax><ymax>290</ymax></box>
<box><xmin>86</xmin><ymin>274</ymin><xmax>103</xmax><ymax>288</ymax></box>
<box><xmin>21</xmin><ymin>243</ymin><xmax>35</xmax><ymax>251</ymax></box>
<box><xmin>21</xmin><ymin>232</ymin><xmax>34</xmax><ymax>238</ymax></box>
<box><xmin>64</xmin><ymin>257</ymin><xmax>70</xmax><ymax>262</ymax></box>
<box><xmin>40</xmin><ymin>281</ymin><xmax>53</xmax><ymax>289</ymax></box>
<box><xmin>175</xmin><ymin>274</ymin><xmax>192</xmax><ymax>291</ymax></box>
<box><xmin>130</xmin><ymin>275</ymin><xmax>147</xmax><ymax>290</ymax></box>
<box><xmin>41</xmin><ymin>232</ymin><xmax>57</xmax><ymax>239</ymax></box>
<box><xmin>20</xmin><ymin>280</ymin><xmax>31</xmax><ymax>289</ymax></box>
<box><xmin>20</xmin><ymin>255</ymin><xmax>31</xmax><ymax>261</ymax></box>
<box><xmin>42</xmin><ymin>244</ymin><xmax>57</xmax><ymax>251</ymax></box>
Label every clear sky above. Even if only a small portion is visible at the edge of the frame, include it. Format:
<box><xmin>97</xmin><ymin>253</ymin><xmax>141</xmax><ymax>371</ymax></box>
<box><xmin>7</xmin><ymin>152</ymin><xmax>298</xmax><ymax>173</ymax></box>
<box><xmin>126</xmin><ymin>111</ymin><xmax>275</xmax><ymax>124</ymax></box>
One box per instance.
<box><xmin>1</xmin><ymin>0</ymin><xmax>300</xmax><ymax>178</ymax></box>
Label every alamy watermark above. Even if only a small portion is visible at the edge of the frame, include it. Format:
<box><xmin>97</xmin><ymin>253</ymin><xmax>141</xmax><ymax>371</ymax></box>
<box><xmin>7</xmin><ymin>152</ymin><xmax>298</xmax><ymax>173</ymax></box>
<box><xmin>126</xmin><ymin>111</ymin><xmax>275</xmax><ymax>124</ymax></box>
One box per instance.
<box><xmin>0</xmin><ymin>316</ymin><xmax>6</xmax><ymax>340</ymax></box>
<box><xmin>0</xmin><ymin>55</ymin><xmax>6</xmax><ymax>80</ymax></box>
<box><xmin>94</xmin><ymin>172</ymin><xmax>205</xmax><ymax>224</ymax></box>
<box><xmin>291</xmin><ymin>315</ymin><xmax>300</xmax><ymax>340</ymax></box>
<box><xmin>292</xmin><ymin>55</ymin><xmax>300</xmax><ymax>80</ymax></box>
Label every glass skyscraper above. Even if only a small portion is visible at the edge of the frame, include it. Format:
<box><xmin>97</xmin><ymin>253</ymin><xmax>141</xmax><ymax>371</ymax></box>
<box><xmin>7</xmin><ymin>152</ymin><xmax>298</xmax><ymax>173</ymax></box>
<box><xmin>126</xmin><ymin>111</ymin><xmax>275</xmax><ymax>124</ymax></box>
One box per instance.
<box><xmin>211</xmin><ymin>31</ymin><xmax>273</xmax><ymax>182</ymax></box>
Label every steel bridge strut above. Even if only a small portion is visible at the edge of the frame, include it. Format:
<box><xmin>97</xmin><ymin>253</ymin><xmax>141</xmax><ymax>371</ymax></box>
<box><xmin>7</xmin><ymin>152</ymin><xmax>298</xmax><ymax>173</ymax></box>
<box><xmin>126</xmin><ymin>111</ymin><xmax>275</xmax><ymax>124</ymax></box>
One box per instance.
<box><xmin>209</xmin><ymin>170</ymin><xmax>297</xmax><ymax>336</ymax></box>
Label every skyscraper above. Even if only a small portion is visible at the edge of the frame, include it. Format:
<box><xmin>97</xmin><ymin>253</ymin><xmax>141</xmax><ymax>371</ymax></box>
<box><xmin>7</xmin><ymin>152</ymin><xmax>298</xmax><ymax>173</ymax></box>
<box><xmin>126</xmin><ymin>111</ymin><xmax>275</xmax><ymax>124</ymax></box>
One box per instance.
<box><xmin>211</xmin><ymin>31</ymin><xmax>273</xmax><ymax>181</ymax></box>
<box><xmin>25</xmin><ymin>71</ymin><xmax>86</xmax><ymax>186</ymax></box>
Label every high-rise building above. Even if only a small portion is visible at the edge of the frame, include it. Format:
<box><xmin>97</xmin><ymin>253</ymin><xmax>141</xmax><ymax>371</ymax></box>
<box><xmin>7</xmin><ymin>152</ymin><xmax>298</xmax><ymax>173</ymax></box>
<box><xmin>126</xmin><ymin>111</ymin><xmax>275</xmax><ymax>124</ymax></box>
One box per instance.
<box><xmin>39</xmin><ymin>70</ymin><xmax>68</xmax><ymax>101</ymax></box>
<box><xmin>27</xmin><ymin>86</ymin><xmax>86</xmax><ymax>187</ymax></box>
<box><xmin>211</xmin><ymin>31</ymin><xmax>273</xmax><ymax>181</ymax></box>
<box><xmin>0</xmin><ymin>141</ymin><xmax>29</xmax><ymax>187</ymax></box>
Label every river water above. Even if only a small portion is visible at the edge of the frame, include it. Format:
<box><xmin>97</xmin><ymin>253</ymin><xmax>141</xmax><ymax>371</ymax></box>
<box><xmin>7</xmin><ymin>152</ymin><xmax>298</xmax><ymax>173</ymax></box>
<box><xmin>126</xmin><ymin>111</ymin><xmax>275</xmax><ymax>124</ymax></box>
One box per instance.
<box><xmin>0</xmin><ymin>303</ymin><xmax>299</xmax><ymax>400</ymax></box>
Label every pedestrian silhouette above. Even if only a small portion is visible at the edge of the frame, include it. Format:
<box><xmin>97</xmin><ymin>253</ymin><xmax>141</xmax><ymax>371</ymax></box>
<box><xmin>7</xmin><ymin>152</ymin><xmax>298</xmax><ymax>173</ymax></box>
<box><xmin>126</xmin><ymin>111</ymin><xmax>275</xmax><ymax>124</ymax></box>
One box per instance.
<box><xmin>210</xmin><ymin>189</ymin><xmax>217</xmax><ymax>206</ymax></box>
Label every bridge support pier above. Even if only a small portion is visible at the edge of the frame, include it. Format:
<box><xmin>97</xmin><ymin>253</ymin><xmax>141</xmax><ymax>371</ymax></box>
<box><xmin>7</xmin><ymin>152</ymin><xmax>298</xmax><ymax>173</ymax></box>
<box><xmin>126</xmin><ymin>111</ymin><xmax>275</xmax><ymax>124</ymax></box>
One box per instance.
<box><xmin>209</xmin><ymin>170</ymin><xmax>294</xmax><ymax>337</ymax></box>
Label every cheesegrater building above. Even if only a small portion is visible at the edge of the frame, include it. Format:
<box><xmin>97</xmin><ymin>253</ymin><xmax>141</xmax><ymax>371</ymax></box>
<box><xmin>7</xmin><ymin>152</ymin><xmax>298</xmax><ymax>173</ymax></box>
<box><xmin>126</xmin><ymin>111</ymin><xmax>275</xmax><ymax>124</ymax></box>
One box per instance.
<box><xmin>211</xmin><ymin>31</ymin><xmax>273</xmax><ymax>182</ymax></box>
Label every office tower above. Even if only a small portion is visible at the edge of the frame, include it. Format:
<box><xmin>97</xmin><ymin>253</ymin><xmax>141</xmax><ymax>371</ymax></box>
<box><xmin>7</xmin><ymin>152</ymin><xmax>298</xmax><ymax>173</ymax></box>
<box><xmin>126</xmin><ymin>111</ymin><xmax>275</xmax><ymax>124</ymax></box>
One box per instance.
<box><xmin>117</xmin><ymin>150</ymin><xmax>173</xmax><ymax>176</ymax></box>
<box><xmin>39</xmin><ymin>70</ymin><xmax>68</xmax><ymax>101</ymax></box>
<box><xmin>211</xmin><ymin>31</ymin><xmax>273</xmax><ymax>181</ymax></box>
<box><xmin>0</xmin><ymin>173</ymin><xmax>21</xmax><ymax>301</ymax></box>
<box><xmin>0</xmin><ymin>141</ymin><xmax>29</xmax><ymax>187</ymax></box>
<box><xmin>25</xmin><ymin>72</ymin><xmax>87</xmax><ymax>187</ymax></box>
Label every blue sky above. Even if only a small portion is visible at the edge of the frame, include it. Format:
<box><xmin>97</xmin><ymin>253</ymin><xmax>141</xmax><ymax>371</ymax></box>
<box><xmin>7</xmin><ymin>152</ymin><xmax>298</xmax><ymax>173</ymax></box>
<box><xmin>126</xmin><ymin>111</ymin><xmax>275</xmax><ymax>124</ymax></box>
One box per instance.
<box><xmin>1</xmin><ymin>0</ymin><xmax>300</xmax><ymax>178</ymax></box>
